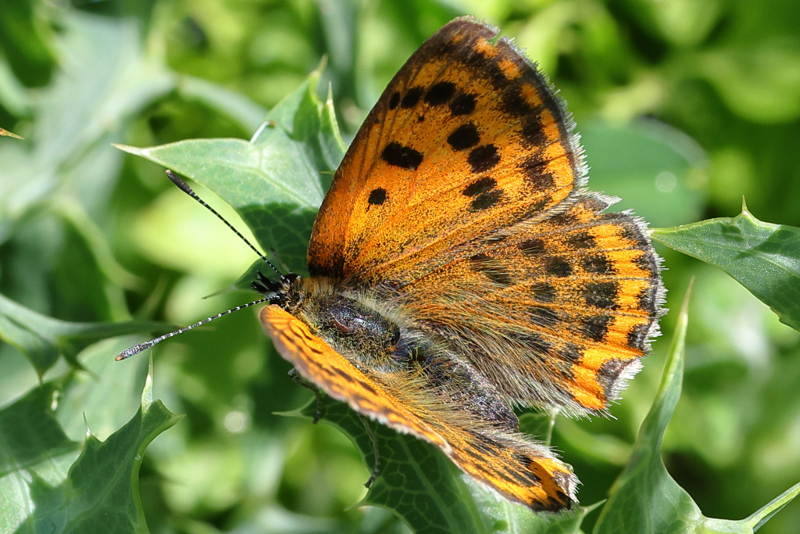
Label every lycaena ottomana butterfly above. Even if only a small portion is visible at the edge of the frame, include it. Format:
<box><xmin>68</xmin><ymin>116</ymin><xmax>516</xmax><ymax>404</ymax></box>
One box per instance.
<box><xmin>120</xmin><ymin>17</ymin><xmax>663</xmax><ymax>510</ymax></box>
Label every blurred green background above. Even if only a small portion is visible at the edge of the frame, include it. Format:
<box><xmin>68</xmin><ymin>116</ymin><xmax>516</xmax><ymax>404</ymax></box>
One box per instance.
<box><xmin>1</xmin><ymin>0</ymin><xmax>799</xmax><ymax>533</ymax></box>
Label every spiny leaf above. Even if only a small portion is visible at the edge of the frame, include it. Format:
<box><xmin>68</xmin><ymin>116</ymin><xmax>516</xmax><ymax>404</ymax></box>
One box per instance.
<box><xmin>593</xmin><ymin>283</ymin><xmax>800</xmax><ymax>533</ymax></box>
<box><xmin>652</xmin><ymin>206</ymin><xmax>800</xmax><ymax>332</ymax></box>
<box><xmin>0</xmin><ymin>357</ymin><xmax>178</xmax><ymax>534</ymax></box>
<box><xmin>593</xmin><ymin>283</ymin><xmax>700</xmax><ymax>533</ymax></box>
<box><xmin>0</xmin><ymin>384</ymin><xmax>79</xmax><ymax>479</ymax></box>
<box><xmin>116</xmin><ymin>69</ymin><xmax>346</xmax><ymax>275</ymax></box>
<box><xmin>294</xmin><ymin>398</ymin><xmax>588</xmax><ymax>534</ymax></box>
<box><xmin>11</xmin><ymin>400</ymin><xmax>179</xmax><ymax>534</ymax></box>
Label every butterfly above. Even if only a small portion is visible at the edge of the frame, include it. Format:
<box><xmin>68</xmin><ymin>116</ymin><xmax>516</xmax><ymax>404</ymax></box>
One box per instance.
<box><xmin>122</xmin><ymin>16</ymin><xmax>663</xmax><ymax>511</ymax></box>
<box><xmin>254</xmin><ymin>17</ymin><xmax>664</xmax><ymax>510</ymax></box>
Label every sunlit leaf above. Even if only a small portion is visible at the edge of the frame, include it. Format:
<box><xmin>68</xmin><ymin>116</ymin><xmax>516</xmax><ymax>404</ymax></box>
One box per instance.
<box><xmin>0</xmin><ymin>384</ymin><xmax>78</xmax><ymax>479</ymax></box>
<box><xmin>116</xmin><ymin>70</ymin><xmax>346</xmax><ymax>274</ymax></box>
<box><xmin>11</xmin><ymin>399</ymin><xmax>179</xmax><ymax>534</ymax></box>
<box><xmin>652</xmin><ymin>207</ymin><xmax>800</xmax><ymax>332</ymax></box>
<box><xmin>594</xmin><ymin>285</ymin><xmax>800</xmax><ymax>533</ymax></box>
<box><xmin>582</xmin><ymin>119</ymin><xmax>706</xmax><ymax>228</ymax></box>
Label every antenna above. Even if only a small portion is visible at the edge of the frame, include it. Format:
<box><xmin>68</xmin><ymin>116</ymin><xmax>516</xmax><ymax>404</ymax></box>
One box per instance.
<box><xmin>165</xmin><ymin>170</ymin><xmax>282</xmax><ymax>277</ymax></box>
<box><xmin>116</xmin><ymin>296</ymin><xmax>271</xmax><ymax>360</ymax></box>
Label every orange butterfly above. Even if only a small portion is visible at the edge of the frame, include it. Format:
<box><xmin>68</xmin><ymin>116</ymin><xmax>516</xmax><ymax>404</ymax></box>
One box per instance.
<box><xmin>261</xmin><ymin>17</ymin><xmax>663</xmax><ymax>510</ymax></box>
<box><xmin>123</xmin><ymin>17</ymin><xmax>663</xmax><ymax>511</ymax></box>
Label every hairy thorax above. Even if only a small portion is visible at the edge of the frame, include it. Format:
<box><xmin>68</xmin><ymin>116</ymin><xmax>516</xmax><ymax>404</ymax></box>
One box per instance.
<box><xmin>287</xmin><ymin>277</ymin><xmax>518</xmax><ymax>429</ymax></box>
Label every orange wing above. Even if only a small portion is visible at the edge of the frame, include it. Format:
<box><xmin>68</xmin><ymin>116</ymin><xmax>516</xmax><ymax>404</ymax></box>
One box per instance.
<box><xmin>260</xmin><ymin>305</ymin><xmax>577</xmax><ymax>510</ymax></box>
<box><xmin>308</xmin><ymin>17</ymin><xmax>584</xmax><ymax>284</ymax></box>
<box><xmin>400</xmin><ymin>195</ymin><xmax>664</xmax><ymax>414</ymax></box>
<box><xmin>306</xmin><ymin>17</ymin><xmax>662</xmax><ymax>414</ymax></box>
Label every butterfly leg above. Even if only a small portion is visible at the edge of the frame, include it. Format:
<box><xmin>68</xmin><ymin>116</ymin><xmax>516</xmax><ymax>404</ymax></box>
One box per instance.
<box><xmin>359</xmin><ymin>416</ymin><xmax>382</xmax><ymax>489</ymax></box>
<box><xmin>288</xmin><ymin>368</ymin><xmax>326</xmax><ymax>423</ymax></box>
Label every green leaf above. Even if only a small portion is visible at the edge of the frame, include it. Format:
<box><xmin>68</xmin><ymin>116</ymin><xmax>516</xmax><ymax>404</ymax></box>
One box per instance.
<box><xmin>582</xmin><ymin>120</ymin><xmax>706</xmax><ymax>228</ymax></box>
<box><xmin>0</xmin><ymin>293</ymin><xmax>165</xmax><ymax>375</ymax></box>
<box><xmin>652</xmin><ymin>207</ymin><xmax>800</xmax><ymax>332</ymax></box>
<box><xmin>116</xmin><ymin>70</ymin><xmax>346</xmax><ymax>274</ymax></box>
<box><xmin>10</xmin><ymin>398</ymin><xmax>179</xmax><ymax>534</ymax></box>
<box><xmin>594</xmin><ymin>284</ymin><xmax>800</xmax><ymax>533</ymax></box>
<box><xmin>0</xmin><ymin>354</ymin><xmax>176</xmax><ymax>534</ymax></box>
<box><xmin>593</xmin><ymin>284</ymin><xmax>700</xmax><ymax>533</ymax></box>
<box><xmin>0</xmin><ymin>384</ymin><xmax>79</xmax><ymax>479</ymax></box>
<box><xmin>295</xmin><ymin>398</ymin><xmax>589</xmax><ymax>534</ymax></box>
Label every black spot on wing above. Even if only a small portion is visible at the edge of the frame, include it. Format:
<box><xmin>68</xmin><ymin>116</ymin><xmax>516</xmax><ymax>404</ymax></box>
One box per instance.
<box><xmin>468</xmin><ymin>144</ymin><xmax>500</xmax><ymax>173</ymax></box>
<box><xmin>531</xmin><ymin>282</ymin><xmax>556</xmax><ymax>303</ymax></box>
<box><xmin>502</xmin><ymin>84</ymin><xmax>535</xmax><ymax>116</ymax></box>
<box><xmin>549</xmin><ymin>211</ymin><xmax>578</xmax><ymax>226</ymax></box>
<box><xmin>368</xmin><ymin>188</ymin><xmax>387</xmax><ymax>205</ymax></box>
<box><xmin>561</xmin><ymin>343</ymin><xmax>582</xmax><ymax>362</ymax></box>
<box><xmin>544</xmin><ymin>256</ymin><xmax>572</xmax><ymax>277</ymax></box>
<box><xmin>567</xmin><ymin>232</ymin><xmax>596</xmax><ymax>249</ymax></box>
<box><xmin>519</xmin><ymin>155</ymin><xmax>554</xmax><ymax>189</ymax></box>
<box><xmin>530</xmin><ymin>306</ymin><xmax>560</xmax><ymax>328</ymax></box>
<box><xmin>425</xmin><ymin>81</ymin><xmax>456</xmax><ymax>105</ymax></box>
<box><xmin>584</xmin><ymin>282</ymin><xmax>619</xmax><ymax>309</ymax></box>
<box><xmin>582</xmin><ymin>255</ymin><xmax>613</xmax><ymax>274</ymax></box>
<box><xmin>382</xmin><ymin>142</ymin><xmax>423</xmax><ymax>170</ymax></box>
<box><xmin>518</xmin><ymin>238</ymin><xmax>545</xmax><ymax>255</ymax></box>
<box><xmin>462</xmin><ymin>177</ymin><xmax>496</xmax><ymax>197</ymax></box>
<box><xmin>627</xmin><ymin>323</ymin><xmax>649</xmax><ymax>350</ymax></box>
<box><xmin>634</xmin><ymin>251</ymin><xmax>658</xmax><ymax>273</ymax></box>
<box><xmin>388</xmin><ymin>91</ymin><xmax>400</xmax><ymax>109</ymax></box>
<box><xmin>450</xmin><ymin>93</ymin><xmax>477</xmax><ymax>115</ymax></box>
<box><xmin>521</xmin><ymin>116</ymin><xmax>547</xmax><ymax>147</ymax></box>
<box><xmin>469</xmin><ymin>190</ymin><xmax>503</xmax><ymax>211</ymax></box>
<box><xmin>638</xmin><ymin>285</ymin><xmax>657</xmax><ymax>312</ymax></box>
<box><xmin>448</xmin><ymin>123</ymin><xmax>480</xmax><ymax>150</ymax></box>
<box><xmin>582</xmin><ymin>315</ymin><xmax>611</xmax><ymax>342</ymax></box>
<box><xmin>469</xmin><ymin>253</ymin><xmax>512</xmax><ymax>286</ymax></box>
<box><xmin>401</xmin><ymin>87</ymin><xmax>423</xmax><ymax>108</ymax></box>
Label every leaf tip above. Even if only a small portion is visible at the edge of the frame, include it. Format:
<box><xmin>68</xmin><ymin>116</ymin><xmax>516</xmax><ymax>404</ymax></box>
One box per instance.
<box><xmin>0</xmin><ymin>127</ymin><xmax>24</xmax><ymax>139</ymax></box>
<box><xmin>312</xmin><ymin>56</ymin><xmax>328</xmax><ymax>79</ymax></box>
<box><xmin>141</xmin><ymin>354</ymin><xmax>155</xmax><ymax>407</ymax></box>
<box><xmin>113</xmin><ymin>143</ymin><xmax>146</xmax><ymax>156</ymax></box>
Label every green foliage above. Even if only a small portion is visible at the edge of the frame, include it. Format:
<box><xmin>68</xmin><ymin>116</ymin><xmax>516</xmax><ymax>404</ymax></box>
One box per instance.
<box><xmin>595</xmin><ymin>288</ymin><xmax>800</xmax><ymax>533</ymax></box>
<box><xmin>653</xmin><ymin>210</ymin><xmax>800</xmax><ymax>331</ymax></box>
<box><xmin>0</xmin><ymin>293</ymin><xmax>164</xmax><ymax>375</ymax></box>
<box><xmin>2</xmin><ymin>2</ymin><xmax>799</xmax><ymax>533</ymax></box>
<box><xmin>1</xmin><ymin>360</ymin><xmax>178</xmax><ymax>534</ymax></box>
<box><xmin>297</xmin><ymin>399</ymin><xmax>589</xmax><ymax>534</ymax></box>
<box><xmin>116</xmin><ymin>71</ymin><xmax>345</xmax><ymax>274</ymax></box>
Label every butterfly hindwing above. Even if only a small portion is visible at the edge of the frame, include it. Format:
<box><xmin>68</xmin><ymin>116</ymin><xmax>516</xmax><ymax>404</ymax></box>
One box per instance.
<box><xmin>400</xmin><ymin>194</ymin><xmax>663</xmax><ymax>413</ymax></box>
<box><xmin>260</xmin><ymin>305</ymin><xmax>577</xmax><ymax>510</ymax></box>
<box><xmin>308</xmin><ymin>17</ymin><xmax>584</xmax><ymax>283</ymax></box>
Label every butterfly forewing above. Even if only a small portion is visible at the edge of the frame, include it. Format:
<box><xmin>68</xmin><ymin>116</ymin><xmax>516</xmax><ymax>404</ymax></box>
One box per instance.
<box><xmin>308</xmin><ymin>18</ymin><xmax>584</xmax><ymax>283</ymax></box>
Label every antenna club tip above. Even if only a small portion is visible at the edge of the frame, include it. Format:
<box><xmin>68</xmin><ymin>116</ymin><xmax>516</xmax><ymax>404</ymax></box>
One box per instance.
<box><xmin>116</xmin><ymin>343</ymin><xmax>149</xmax><ymax>361</ymax></box>
<box><xmin>165</xmin><ymin>169</ymin><xmax>193</xmax><ymax>195</ymax></box>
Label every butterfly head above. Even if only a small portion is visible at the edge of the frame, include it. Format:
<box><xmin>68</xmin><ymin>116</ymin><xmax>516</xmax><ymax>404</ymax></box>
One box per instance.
<box><xmin>251</xmin><ymin>271</ymin><xmax>302</xmax><ymax>308</ymax></box>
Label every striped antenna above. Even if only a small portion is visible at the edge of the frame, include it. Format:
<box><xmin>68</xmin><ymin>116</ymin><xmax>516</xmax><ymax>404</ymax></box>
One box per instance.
<box><xmin>116</xmin><ymin>297</ymin><xmax>271</xmax><ymax>361</ymax></box>
<box><xmin>165</xmin><ymin>170</ymin><xmax>282</xmax><ymax>277</ymax></box>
